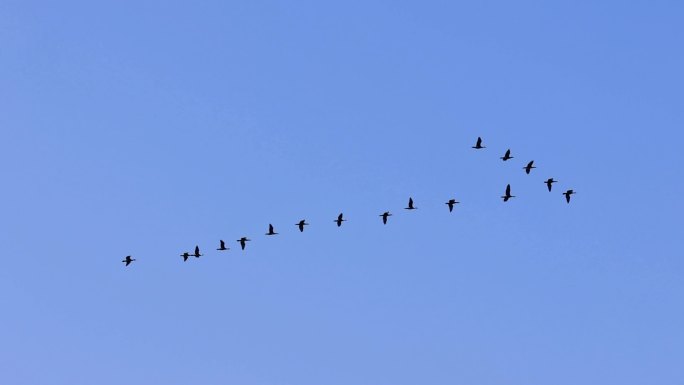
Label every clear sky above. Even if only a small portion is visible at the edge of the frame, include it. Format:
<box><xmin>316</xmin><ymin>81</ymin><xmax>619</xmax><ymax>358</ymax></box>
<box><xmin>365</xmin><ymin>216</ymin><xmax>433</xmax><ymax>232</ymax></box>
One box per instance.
<box><xmin>1</xmin><ymin>1</ymin><xmax>683</xmax><ymax>384</ymax></box>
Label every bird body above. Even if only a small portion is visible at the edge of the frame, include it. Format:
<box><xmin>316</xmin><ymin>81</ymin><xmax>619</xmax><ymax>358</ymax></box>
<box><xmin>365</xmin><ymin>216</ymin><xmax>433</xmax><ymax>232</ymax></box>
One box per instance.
<box><xmin>217</xmin><ymin>240</ymin><xmax>229</xmax><ymax>251</ymax></box>
<box><xmin>237</xmin><ymin>237</ymin><xmax>251</xmax><ymax>250</ymax></box>
<box><xmin>563</xmin><ymin>189</ymin><xmax>576</xmax><ymax>203</ymax></box>
<box><xmin>405</xmin><ymin>197</ymin><xmax>417</xmax><ymax>210</ymax></box>
<box><xmin>122</xmin><ymin>255</ymin><xmax>135</xmax><ymax>266</ymax></box>
<box><xmin>380</xmin><ymin>211</ymin><xmax>392</xmax><ymax>224</ymax></box>
<box><xmin>193</xmin><ymin>245</ymin><xmax>202</xmax><ymax>258</ymax></box>
<box><xmin>501</xmin><ymin>149</ymin><xmax>513</xmax><ymax>161</ymax></box>
<box><xmin>472</xmin><ymin>136</ymin><xmax>485</xmax><ymax>149</ymax></box>
<box><xmin>501</xmin><ymin>184</ymin><xmax>515</xmax><ymax>202</ymax></box>
<box><xmin>523</xmin><ymin>160</ymin><xmax>536</xmax><ymax>174</ymax></box>
<box><xmin>445</xmin><ymin>198</ymin><xmax>460</xmax><ymax>212</ymax></box>
<box><xmin>296</xmin><ymin>219</ymin><xmax>309</xmax><ymax>232</ymax></box>
<box><xmin>545</xmin><ymin>178</ymin><xmax>557</xmax><ymax>192</ymax></box>
<box><xmin>180</xmin><ymin>252</ymin><xmax>190</xmax><ymax>261</ymax></box>
<box><xmin>334</xmin><ymin>213</ymin><xmax>346</xmax><ymax>227</ymax></box>
<box><xmin>266</xmin><ymin>224</ymin><xmax>278</xmax><ymax>235</ymax></box>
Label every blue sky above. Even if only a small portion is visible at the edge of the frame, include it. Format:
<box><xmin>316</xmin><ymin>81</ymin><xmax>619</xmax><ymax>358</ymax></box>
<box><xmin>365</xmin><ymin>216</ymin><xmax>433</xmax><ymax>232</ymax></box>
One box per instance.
<box><xmin>1</xmin><ymin>0</ymin><xmax>683</xmax><ymax>384</ymax></box>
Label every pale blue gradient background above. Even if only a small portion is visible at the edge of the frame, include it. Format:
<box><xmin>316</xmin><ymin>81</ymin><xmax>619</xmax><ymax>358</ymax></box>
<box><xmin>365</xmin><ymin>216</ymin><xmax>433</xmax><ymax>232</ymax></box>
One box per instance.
<box><xmin>1</xmin><ymin>1</ymin><xmax>683</xmax><ymax>384</ymax></box>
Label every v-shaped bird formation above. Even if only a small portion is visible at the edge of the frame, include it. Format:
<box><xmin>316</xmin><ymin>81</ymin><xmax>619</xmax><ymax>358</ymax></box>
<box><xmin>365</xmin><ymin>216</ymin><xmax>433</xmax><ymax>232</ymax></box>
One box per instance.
<box><xmin>122</xmin><ymin>136</ymin><xmax>576</xmax><ymax>266</ymax></box>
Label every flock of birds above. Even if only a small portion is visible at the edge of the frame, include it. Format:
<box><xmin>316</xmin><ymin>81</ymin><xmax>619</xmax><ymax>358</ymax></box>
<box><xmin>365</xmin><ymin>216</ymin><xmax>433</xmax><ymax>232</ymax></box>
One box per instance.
<box><xmin>121</xmin><ymin>137</ymin><xmax>576</xmax><ymax>266</ymax></box>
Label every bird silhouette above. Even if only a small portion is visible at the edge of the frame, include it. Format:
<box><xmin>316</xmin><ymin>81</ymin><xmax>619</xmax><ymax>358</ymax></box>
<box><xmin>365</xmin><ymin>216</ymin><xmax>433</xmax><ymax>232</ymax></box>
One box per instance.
<box><xmin>237</xmin><ymin>237</ymin><xmax>251</xmax><ymax>250</ymax></box>
<box><xmin>217</xmin><ymin>240</ymin><xmax>229</xmax><ymax>251</ymax></box>
<box><xmin>501</xmin><ymin>184</ymin><xmax>515</xmax><ymax>202</ymax></box>
<box><xmin>472</xmin><ymin>136</ymin><xmax>485</xmax><ymax>149</ymax></box>
<box><xmin>266</xmin><ymin>224</ymin><xmax>278</xmax><ymax>235</ymax></box>
<box><xmin>122</xmin><ymin>255</ymin><xmax>135</xmax><ymax>266</ymax></box>
<box><xmin>180</xmin><ymin>252</ymin><xmax>190</xmax><ymax>262</ymax></box>
<box><xmin>523</xmin><ymin>160</ymin><xmax>536</xmax><ymax>174</ymax></box>
<box><xmin>545</xmin><ymin>178</ymin><xmax>558</xmax><ymax>192</ymax></box>
<box><xmin>334</xmin><ymin>213</ymin><xmax>346</xmax><ymax>227</ymax></box>
<box><xmin>193</xmin><ymin>245</ymin><xmax>202</xmax><ymax>258</ymax></box>
<box><xmin>404</xmin><ymin>197</ymin><xmax>417</xmax><ymax>210</ymax></box>
<box><xmin>296</xmin><ymin>219</ymin><xmax>309</xmax><ymax>232</ymax></box>
<box><xmin>500</xmin><ymin>149</ymin><xmax>513</xmax><ymax>161</ymax></box>
<box><xmin>445</xmin><ymin>198</ymin><xmax>460</xmax><ymax>212</ymax></box>
<box><xmin>380</xmin><ymin>211</ymin><xmax>392</xmax><ymax>224</ymax></box>
<box><xmin>563</xmin><ymin>189</ymin><xmax>576</xmax><ymax>203</ymax></box>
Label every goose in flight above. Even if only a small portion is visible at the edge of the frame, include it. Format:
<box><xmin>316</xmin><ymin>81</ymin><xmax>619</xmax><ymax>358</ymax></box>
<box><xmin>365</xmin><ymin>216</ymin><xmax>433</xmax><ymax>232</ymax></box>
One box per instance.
<box><xmin>122</xmin><ymin>255</ymin><xmax>135</xmax><ymax>266</ymax></box>
<box><xmin>545</xmin><ymin>178</ymin><xmax>557</xmax><ymax>192</ymax></box>
<box><xmin>266</xmin><ymin>224</ymin><xmax>278</xmax><ymax>235</ymax></box>
<box><xmin>501</xmin><ymin>184</ymin><xmax>515</xmax><ymax>202</ymax></box>
<box><xmin>472</xmin><ymin>136</ymin><xmax>485</xmax><ymax>149</ymax></box>
<box><xmin>404</xmin><ymin>197</ymin><xmax>417</xmax><ymax>210</ymax></box>
<box><xmin>217</xmin><ymin>240</ymin><xmax>229</xmax><ymax>251</ymax></box>
<box><xmin>523</xmin><ymin>160</ymin><xmax>536</xmax><ymax>174</ymax></box>
<box><xmin>296</xmin><ymin>219</ymin><xmax>309</xmax><ymax>232</ymax></box>
<box><xmin>563</xmin><ymin>189</ymin><xmax>576</xmax><ymax>203</ymax></box>
<box><xmin>180</xmin><ymin>252</ymin><xmax>190</xmax><ymax>262</ymax></box>
<box><xmin>445</xmin><ymin>198</ymin><xmax>460</xmax><ymax>212</ymax></box>
<box><xmin>237</xmin><ymin>237</ymin><xmax>251</xmax><ymax>250</ymax></box>
<box><xmin>334</xmin><ymin>213</ymin><xmax>346</xmax><ymax>227</ymax></box>
<box><xmin>193</xmin><ymin>245</ymin><xmax>202</xmax><ymax>258</ymax></box>
<box><xmin>500</xmin><ymin>149</ymin><xmax>513</xmax><ymax>161</ymax></box>
<box><xmin>379</xmin><ymin>211</ymin><xmax>392</xmax><ymax>225</ymax></box>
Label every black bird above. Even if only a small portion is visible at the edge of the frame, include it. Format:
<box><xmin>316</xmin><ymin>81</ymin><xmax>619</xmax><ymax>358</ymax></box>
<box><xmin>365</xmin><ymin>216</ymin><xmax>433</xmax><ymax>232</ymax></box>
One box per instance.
<box><xmin>334</xmin><ymin>213</ymin><xmax>346</xmax><ymax>227</ymax></box>
<box><xmin>122</xmin><ymin>255</ymin><xmax>135</xmax><ymax>266</ymax></box>
<box><xmin>237</xmin><ymin>237</ymin><xmax>251</xmax><ymax>250</ymax></box>
<box><xmin>404</xmin><ymin>197</ymin><xmax>417</xmax><ymax>210</ymax></box>
<box><xmin>266</xmin><ymin>224</ymin><xmax>278</xmax><ymax>235</ymax></box>
<box><xmin>472</xmin><ymin>136</ymin><xmax>485</xmax><ymax>149</ymax></box>
<box><xmin>545</xmin><ymin>178</ymin><xmax>558</xmax><ymax>192</ymax></box>
<box><xmin>500</xmin><ymin>149</ymin><xmax>513</xmax><ymax>161</ymax></box>
<box><xmin>180</xmin><ymin>252</ymin><xmax>190</xmax><ymax>262</ymax></box>
<box><xmin>501</xmin><ymin>184</ymin><xmax>515</xmax><ymax>202</ymax></box>
<box><xmin>523</xmin><ymin>160</ymin><xmax>536</xmax><ymax>174</ymax></box>
<box><xmin>296</xmin><ymin>219</ymin><xmax>309</xmax><ymax>232</ymax></box>
<box><xmin>217</xmin><ymin>240</ymin><xmax>229</xmax><ymax>251</ymax></box>
<box><xmin>379</xmin><ymin>211</ymin><xmax>392</xmax><ymax>225</ymax></box>
<box><xmin>445</xmin><ymin>198</ymin><xmax>460</xmax><ymax>212</ymax></box>
<box><xmin>193</xmin><ymin>245</ymin><xmax>202</xmax><ymax>258</ymax></box>
<box><xmin>563</xmin><ymin>189</ymin><xmax>576</xmax><ymax>204</ymax></box>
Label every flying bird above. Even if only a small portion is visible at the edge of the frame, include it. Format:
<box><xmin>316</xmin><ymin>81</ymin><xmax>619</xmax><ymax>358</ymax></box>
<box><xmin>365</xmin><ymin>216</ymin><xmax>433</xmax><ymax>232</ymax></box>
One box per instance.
<box><xmin>500</xmin><ymin>149</ymin><xmax>513</xmax><ymax>161</ymax></box>
<box><xmin>180</xmin><ymin>252</ymin><xmax>190</xmax><ymax>262</ymax></box>
<box><xmin>404</xmin><ymin>197</ymin><xmax>417</xmax><ymax>210</ymax></box>
<box><xmin>193</xmin><ymin>245</ymin><xmax>202</xmax><ymax>258</ymax></box>
<box><xmin>523</xmin><ymin>160</ymin><xmax>536</xmax><ymax>174</ymax></box>
<box><xmin>545</xmin><ymin>178</ymin><xmax>558</xmax><ymax>192</ymax></box>
<box><xmin>334</xmin><ymin>213</ymin><xmax>346</xmax><ymax>227</ymax></box>
<box><xmin>217</xmin><ymin>240</ymin><xmax>229</xmax><ymax>251</ymax></box>
<box><xmin>563</xmin><ymin>189</ymin><xmax>576</xmax><ymax>203</ymax></box>
<box><xmin>501</xmin><ymin>184</ymin><xmax>515</xmax><ymax>202</ymax></box>
<box><xmin>445</xmin><ymin>198</ymin><xmax>460</xmax><ymax>212</ymax></box>
<box><xmin>237</xmin><ymin>237</ymin><xmax>251</xmax><ymax>250</ymax></box>
<box><xmin>122</xmin><ymin>255</ymin><xmax>135</xmax><ymax>266</ymax></box>
<box><xmin>296</xmin><ymin>219</ymin><xmax>309</xmax><ymax>232</ymax></box>
<box><xmin>266</xmin><ymin>224</ymin><xmax>278</xmax><ymax>235</ymax></box>
<box><xmin>379</xmin><ymin>211</ymin><xmax>392</xmax><ymax>225</ymax></box>
<box><xmin>472</xmin><ymin>136</ymin><xmax>485</xmax><ymax>149</ymax></box>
